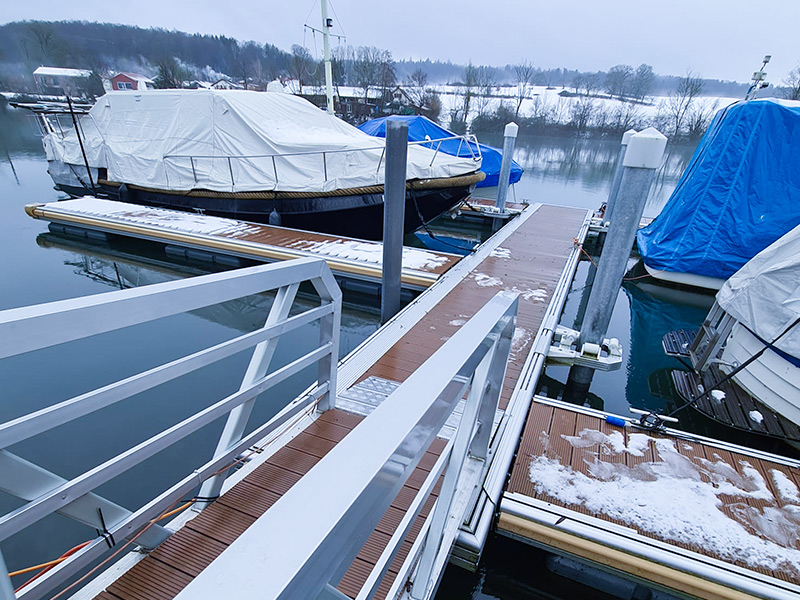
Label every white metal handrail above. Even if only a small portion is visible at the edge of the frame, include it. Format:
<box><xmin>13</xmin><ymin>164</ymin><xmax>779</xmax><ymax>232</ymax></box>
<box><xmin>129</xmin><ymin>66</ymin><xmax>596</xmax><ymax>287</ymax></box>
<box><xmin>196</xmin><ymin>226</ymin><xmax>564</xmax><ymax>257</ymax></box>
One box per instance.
<box><xmin>162</xmin><ymin>134</ymin><xmax>482</xmax><ymax>192</ymax></box>
<box><xmin>0</xmin><ymin>258</ymin><xmax>341</xmax><ymax>600</ymax></box>
<box><xmin>173</xmin><ymin>290</ymin><xmax>518</xmax><ymax>600</ymax></box>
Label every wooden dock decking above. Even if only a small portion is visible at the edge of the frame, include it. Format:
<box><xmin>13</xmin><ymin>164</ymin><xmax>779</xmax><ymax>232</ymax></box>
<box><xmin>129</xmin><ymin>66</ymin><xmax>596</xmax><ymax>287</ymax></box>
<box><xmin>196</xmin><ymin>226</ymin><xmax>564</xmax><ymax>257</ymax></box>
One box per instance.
<box><xmin>26</xmin><ymin>198</ymin><xmax>460</xmax><ymax>290</ymax></box>
<box><xmin>74</xmin><ymin>203</ymin><xmax>590</xmax><ymax>600</ymax></box>
<box><xmin>501</xmin><ymin>396</ymin><xmax>800</xmax><ymax>600</ymax></box>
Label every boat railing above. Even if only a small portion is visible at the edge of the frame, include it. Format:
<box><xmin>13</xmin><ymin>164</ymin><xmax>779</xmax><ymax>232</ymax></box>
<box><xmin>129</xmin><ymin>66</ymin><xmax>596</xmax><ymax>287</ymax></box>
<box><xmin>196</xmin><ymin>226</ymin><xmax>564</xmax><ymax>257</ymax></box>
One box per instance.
<box><xmin>30</xmin><ymin>110</ymin><xmax>106</xmax><ymax>145</ymax></box>
<box><xmin>161</xmin><ymin>135</ymin><xmax>482</xmax><ymax>193</ymax></box>
<box><xmin>172</xmin><ymin>291</ymin><xmax>518</xmax><ymax>600</ymax></box>
<box><xmin>0</xmin><ymin>258</ymin><xmax>341</xmax><ymax>600</ymax></box>
<box><xmin>689</xmin><ymin>301</ymin><xmax>736</xmax><ymax>371</ymax></box>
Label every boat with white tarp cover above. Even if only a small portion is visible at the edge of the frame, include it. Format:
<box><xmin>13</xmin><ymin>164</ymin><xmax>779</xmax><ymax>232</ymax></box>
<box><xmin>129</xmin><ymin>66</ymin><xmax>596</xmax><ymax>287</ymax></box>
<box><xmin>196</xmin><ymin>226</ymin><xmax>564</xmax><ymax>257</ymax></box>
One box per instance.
<box><xmin>34</xmin><ymin>89</ymin><xmax>484</xmax><ymax>240</ymax></box>
<box><xmin>666</xmin><ymin>222</ymin><xmax>800</xmax><ymax>442</ymax></box>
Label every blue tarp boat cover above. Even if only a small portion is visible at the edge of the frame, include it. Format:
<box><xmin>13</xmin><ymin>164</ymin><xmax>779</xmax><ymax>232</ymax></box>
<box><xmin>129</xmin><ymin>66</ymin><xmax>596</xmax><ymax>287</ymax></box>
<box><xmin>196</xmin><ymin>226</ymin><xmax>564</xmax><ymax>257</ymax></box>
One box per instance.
<box><xmin>358</xmin><ymin>115</ymin><xmax>523</xmax><ymax>188</ymax></box>
<box><xmin>637</xmin><ymin>98</ymin><xmax>800</xmax><ymax>281</ymax></box>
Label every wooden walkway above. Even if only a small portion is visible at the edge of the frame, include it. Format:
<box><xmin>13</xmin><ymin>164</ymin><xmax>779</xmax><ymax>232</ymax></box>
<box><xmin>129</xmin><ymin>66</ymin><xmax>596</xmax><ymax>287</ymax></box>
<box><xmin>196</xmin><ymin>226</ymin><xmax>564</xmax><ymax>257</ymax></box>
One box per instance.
<box><xmin>78</xmin><ymin>203</ymin><xmax>590</xmax><ymax>600</ymax></box>
<box><xmin>501</xmin><ymin>397</ymin><xmax>800</xmax><ymax>600</ymax></box>
<box><xmin>26</xmin><ymin>198</ymin><xmax>460</xmax><ymax>290</ymax></box>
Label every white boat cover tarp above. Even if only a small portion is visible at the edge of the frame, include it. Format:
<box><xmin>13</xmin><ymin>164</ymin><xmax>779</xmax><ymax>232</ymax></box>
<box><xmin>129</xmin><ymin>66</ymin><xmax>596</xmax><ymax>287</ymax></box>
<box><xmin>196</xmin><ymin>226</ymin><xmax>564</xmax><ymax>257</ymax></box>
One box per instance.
<box><xmin>45</xmin><ymin>89</ymin><xmax>481</xmax><ymax>193</ymax></box>
<box><xmin>717</xmin><ymin>223</ymin><xmax>800</xmax><ymax>357</ymax></box>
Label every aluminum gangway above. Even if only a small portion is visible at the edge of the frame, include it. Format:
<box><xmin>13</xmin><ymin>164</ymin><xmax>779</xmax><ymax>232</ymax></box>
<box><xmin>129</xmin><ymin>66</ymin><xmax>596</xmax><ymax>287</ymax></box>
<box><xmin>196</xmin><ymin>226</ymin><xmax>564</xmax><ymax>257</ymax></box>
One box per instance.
<box><xmin>0</xmin><ymin>257</ymin><xmax>518</xmax><ymax>600</ymax></box>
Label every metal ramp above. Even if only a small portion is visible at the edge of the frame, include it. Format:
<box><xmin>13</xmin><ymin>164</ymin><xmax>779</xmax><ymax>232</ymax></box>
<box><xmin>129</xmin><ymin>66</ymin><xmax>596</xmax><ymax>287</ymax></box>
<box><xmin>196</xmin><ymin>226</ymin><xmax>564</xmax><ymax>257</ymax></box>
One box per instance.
<box><xmin>0</xmin><ymin>257</ymin><xmax>520</xmax><ymax>600</ymax></box>
<box><xmin>338</xmin><ymin>376</ymin><xmax>505</xmax><ymax>441</ymax></box>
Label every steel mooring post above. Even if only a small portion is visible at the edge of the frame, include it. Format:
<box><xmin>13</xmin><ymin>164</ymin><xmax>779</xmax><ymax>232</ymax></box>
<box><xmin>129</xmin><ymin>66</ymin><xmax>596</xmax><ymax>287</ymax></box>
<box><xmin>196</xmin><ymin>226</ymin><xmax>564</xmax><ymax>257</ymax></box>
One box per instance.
<box><xmin>493</xmin><ymin>122</ymin><xmax>518</xmax><ymax>231</ymax></box>
<box><xmin>604</xmin><ymin>128</ymin><xmax>638</xmax><ymax>225</ymax></box>
<box><xmin>381</xmin><ymin>118</ymin><xmax>408</xmax><ymax>324</ymax></box>
<box><xmin>565</xmin><ymin>127</ymin><xmax>667</xmax><ymax>403</ymax></box>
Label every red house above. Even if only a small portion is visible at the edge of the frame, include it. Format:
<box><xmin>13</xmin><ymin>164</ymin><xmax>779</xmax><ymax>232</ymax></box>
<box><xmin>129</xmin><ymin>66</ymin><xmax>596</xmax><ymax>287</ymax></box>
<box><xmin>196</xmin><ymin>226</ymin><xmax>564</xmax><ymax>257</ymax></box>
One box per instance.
<box><xmin>110</xmin><ymin>72</ymin><xmax>155</xmax><ymax>91</ymax></box>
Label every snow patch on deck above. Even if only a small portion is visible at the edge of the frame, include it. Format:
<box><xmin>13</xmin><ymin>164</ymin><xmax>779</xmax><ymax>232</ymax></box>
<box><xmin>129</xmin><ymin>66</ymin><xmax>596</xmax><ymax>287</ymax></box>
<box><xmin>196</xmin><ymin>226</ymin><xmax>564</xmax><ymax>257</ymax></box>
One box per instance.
<box><xmin>772</xmin><ymin>470</ymin><xmax>800</xmax><ymax>503</ymax></box>
<box><xmin>473</xmin><ymin>273</ymin><xmax>503</xmax><ymax>287</ymax></box>
<box><xmin>530</xmin><ymin>430</ymin><xmax>800</xmax><ymax>577</ymax></box>
<box><xmin>60</xmin><ymin>197</ymin><xmax>262</xmax><ymax>237</ymax></box>
<box><xmin>290</xmin><ymin>239</ymin><xmax>449</xmax><ymax>271</ymax></box>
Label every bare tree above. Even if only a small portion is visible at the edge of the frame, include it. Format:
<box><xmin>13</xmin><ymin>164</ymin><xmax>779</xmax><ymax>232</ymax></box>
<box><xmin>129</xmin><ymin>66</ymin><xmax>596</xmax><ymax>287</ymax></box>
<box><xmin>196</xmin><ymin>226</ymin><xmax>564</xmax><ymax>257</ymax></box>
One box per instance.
<box><xmin>782</xmin><ymin>65</ymin><xmax>800</xmax><ymax>100</ymax></box>
<box><xmin>630</xmin><ymin>64</ymin><xmax>655</xmax><ymax>102</ymax></box>
<box><xmin>530</xmin><ymin>94</ymin><xmax>552</xmax><ymax>124</ymax></box>
<box><xmin>686</xmin><ymin>99</ymin><xmax>719</xmax><ymax>140</ymax></box>
<box><xmin>611</xmin><ymin>102</ymin><xmax>641</xmax><ymax>132</ymax></box>
<box><xmin>289</xmin><ymin>44</ymin><xmax>313</xmax><ymax>93</ymax></box>
<box><xmin>474</xmin><ymin>65</ymin><xmax>496</xmax><ymax>117</ymax></box>
<box><xmin>377</xmin><ymin>49</ymin><xmax>396</xmax><ymax>102</ymax></box>
<box><xmin>569</xmin><ymin>95</ymin><xmax>596</xmax><ymax>132</ymax></box>
<box><xmin>405</xmin><ymin>67</ymin><xmax>428</xmax><ymax>108</ymax></box>
<box><xmin>583</xmin><ymin>72</ymin><xmax>601</xmax><ymax>96</ymax></box>
<box><xmin>605</xmin><ymin>64</ymin><xmax>633</xmax><ymax>98</ymax></box>
<box><xmin>457</xmin><ymin>61</ymin><xmax>480</xmax><ymax>124</ymax></box>
<box><xmin>330</xmin><ymin>46</ymin><xmax>347</xmax><ymax>95</ymax></box>
<box><xmin>665</xmin><ymin>71</ymin><xmax>704</xmax><ymax>138</ymax></box>
<box><xmin>514</xmin><ymin>59</ymin><xmax>535</xmax><ymax>117</ymax></box>
<box><xmin>419</xmin><ymin>89</ymin><xmax>442</xmax><ymax>121</ymax></box>
<box><xmin>27</xmin><ymin>22</ymin><xmax>59</xmax><ymax>63</ymax></box>
<box><xmin>352</xmin><ymin>46</ymin><xmax>393</xmax><ymax>104</ymax></box>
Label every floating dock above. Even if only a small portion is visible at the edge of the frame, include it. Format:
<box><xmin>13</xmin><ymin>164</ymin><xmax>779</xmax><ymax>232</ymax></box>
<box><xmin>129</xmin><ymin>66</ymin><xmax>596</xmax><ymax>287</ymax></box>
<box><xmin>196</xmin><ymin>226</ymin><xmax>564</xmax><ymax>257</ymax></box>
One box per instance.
<box><xmin>26</xmin><ymin>198</ymin><xmax>460</xmax><ymax>291</ymax></box>
<box><xmin>500</xmin><ymin>395</ymin><xmax>800</xmax><ymax>600</ymax></box>
<box><xmin>56</xmin><ymin>202</ymin><xmax>590</xmax><ymax>600</ymax></box>
<box><xmin>9</xmin><ymin>199</ymin><xmax>800</xmax><ymax>600</ymax></box>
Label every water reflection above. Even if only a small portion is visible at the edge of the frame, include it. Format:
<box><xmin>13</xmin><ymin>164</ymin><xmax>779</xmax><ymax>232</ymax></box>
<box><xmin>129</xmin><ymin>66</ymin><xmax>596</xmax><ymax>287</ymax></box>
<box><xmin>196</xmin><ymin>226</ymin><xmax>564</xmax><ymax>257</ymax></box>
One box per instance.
<box><xmin>476</xmin><ymin>132</ymin><xmax>697</xmax><ymax>217</ymax></box>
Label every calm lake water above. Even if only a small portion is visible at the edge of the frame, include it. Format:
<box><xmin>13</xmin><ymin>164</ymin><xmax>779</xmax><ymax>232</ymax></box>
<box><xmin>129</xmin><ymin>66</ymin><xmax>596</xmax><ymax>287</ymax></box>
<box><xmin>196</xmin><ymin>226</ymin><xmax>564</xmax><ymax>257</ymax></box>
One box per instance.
<box><xmin>0</xmin><ymin>104</ymin><xmax>783</xmax><ymax>598</ymax></box>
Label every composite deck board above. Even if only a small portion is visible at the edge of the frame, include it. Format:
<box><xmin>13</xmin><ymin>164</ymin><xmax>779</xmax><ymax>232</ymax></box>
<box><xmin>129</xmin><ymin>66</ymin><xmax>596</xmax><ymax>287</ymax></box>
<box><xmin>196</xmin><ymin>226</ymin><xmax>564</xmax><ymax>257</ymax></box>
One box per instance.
<box><xmin>360</xmin><ymin>204</ymin><xmax>587</xmax><ymax>412</ymax></box>
<box><xmin>87</xmin><ymin>204</ymin><xmax>588</xmax><ymax>600</ymax></box>
<box><xmin>506</xmin><ymin>400</ymin><xmax>800</xmax><ymax>585</ymax></box>
<box><xmin>91</xmin><ymin>408</ymin><xmax>445</xmax><ymax>600</ymax></box>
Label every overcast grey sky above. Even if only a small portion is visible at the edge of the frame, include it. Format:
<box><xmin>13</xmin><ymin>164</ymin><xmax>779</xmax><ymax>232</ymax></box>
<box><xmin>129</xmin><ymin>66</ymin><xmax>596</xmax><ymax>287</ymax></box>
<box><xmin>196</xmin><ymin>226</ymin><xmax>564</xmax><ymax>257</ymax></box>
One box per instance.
<box><xmin>2</xmin><ymin>0</ymin><xmax>797</xmax><ymax>83</ymax></box>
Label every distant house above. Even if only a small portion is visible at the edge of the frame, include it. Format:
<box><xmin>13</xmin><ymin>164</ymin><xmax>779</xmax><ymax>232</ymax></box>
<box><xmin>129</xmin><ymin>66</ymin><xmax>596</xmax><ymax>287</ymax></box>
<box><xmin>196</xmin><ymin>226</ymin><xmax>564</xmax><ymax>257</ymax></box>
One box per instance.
<box><xmin>110</xmin><ymin>73</ymin><xmax>155</xmax><ymax>91</ymax></box>
<box><xmin>390</xmin><ymin>86</ymin><xmax>414</xmax><ymax>108</ymax></box>
<box><xmin>211</xmin><ymin>79</ymin><xmax>244</xmax><ymax>90</ymax></box>
<box><xmin>33</xmin><ymin>66</ymin><xmax>92</xmax><ymax>97</ymax></box>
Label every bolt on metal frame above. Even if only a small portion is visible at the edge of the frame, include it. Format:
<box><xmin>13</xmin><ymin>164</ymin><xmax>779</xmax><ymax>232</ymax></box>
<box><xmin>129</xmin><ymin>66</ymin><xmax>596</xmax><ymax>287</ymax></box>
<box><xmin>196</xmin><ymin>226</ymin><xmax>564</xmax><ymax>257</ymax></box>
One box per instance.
<box><xmin>0</xmin><ymin>257</ymin><xmax>341</xmax><ymax>600</ymax></box>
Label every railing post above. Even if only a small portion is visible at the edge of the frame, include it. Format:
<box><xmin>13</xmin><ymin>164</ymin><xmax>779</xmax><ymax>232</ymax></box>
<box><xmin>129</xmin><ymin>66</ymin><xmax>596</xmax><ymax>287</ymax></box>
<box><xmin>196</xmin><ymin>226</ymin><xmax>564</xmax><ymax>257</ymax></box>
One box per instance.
<box><xmin>410</xmin><ymin>343</ymin><xmax>497</xmax><ymax>600</ymax></box>
<box><xmin>197</xmin><ymin>282</ymin><xmax>300</xmax><ymax>504</ymax></box>
<box><xmin>316</xmin><ymin>296</ymin><xmax>340</xmax><ymax>413</ymax></box>
<box><xmin>0</xmin><ymin>550</ymin><xmax>14</xmax><ymax>600</ymax></box>
<box><xmin>469</xmin><ymin>316</ymin><xmax>515</xmax><ymax>460</ymax></box>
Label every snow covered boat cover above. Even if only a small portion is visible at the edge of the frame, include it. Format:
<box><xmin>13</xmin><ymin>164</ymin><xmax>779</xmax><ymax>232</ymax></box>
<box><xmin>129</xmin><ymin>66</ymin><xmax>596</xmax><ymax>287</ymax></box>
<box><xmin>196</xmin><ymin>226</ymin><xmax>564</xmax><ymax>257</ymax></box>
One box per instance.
<box><xmin>637</xmin><ymin>99</ymin><xmax>800</xmax><ymax>281</ymax></box>
<box><xmin>358</xmin><ymin>115</ymin><xmax>522</xmax><ymax>187</ymax></box>
<box><xmin>45</xmin><ymin>90</ymin><xmax>481</xmax><ymax>193</ymax></box>
<box><xmin>717</xmin><ymin>223</ymin><xmax>800</xmax><ymax>358</ymax></box>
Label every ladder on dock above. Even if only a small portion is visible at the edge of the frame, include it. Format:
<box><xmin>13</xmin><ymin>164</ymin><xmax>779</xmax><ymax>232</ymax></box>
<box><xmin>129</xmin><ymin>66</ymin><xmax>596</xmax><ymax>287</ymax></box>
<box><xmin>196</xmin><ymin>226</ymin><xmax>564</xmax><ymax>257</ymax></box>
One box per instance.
<box><xmin>0</xmin><ymin>258</ymin><xmax>519</xmax><ymax>600</ymax></box>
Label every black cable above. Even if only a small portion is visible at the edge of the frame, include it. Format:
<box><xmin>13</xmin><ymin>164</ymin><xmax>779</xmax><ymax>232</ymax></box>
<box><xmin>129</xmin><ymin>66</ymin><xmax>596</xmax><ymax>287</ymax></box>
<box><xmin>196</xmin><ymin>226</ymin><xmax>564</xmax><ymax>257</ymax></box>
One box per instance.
<box><xmin>667</xmin><ymin>315</ymin><xmax>800</xmax><ymax>418</ymax></box>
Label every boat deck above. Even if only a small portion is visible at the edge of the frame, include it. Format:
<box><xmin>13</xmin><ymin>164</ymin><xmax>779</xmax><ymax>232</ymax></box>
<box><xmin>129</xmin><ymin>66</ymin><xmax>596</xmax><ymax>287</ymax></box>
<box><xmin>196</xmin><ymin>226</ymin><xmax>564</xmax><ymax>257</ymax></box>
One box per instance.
<box><xmin>500</xmin><ymin>396</ymin><xmax>800</xmax><ymax>600</ymax></box>
<box><xmin>672</xmin><ymin>366</ymin><xmax>800</xmax><ymax>444</ymax></box>
<box><xmin>76</xmin><ymin>203</ymin><xmax>590</xmax><ymax>600</ymax></box>
<box><xmin>26</xmin><ymin>198</ymin><xmax>460</xmax><ymax>290</ymax></box>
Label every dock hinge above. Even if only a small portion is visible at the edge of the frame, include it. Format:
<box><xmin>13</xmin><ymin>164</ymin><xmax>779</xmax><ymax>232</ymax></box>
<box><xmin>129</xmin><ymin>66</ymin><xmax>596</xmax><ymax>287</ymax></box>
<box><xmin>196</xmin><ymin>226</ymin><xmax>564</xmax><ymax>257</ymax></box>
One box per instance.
<box><xmin>546</xmin><ymin>325</ymin><xmax>623</xmax><ymax>371</ymax></box>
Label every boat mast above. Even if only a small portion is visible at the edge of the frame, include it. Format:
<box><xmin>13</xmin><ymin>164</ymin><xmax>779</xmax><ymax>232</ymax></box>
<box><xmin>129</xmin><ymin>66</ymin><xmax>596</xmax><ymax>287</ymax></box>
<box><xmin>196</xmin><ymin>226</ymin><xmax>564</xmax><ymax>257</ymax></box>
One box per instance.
<box><xmin>321</xmin><ymin>0</ymin><xmax>334</xmax><ymax>114</ymax></box>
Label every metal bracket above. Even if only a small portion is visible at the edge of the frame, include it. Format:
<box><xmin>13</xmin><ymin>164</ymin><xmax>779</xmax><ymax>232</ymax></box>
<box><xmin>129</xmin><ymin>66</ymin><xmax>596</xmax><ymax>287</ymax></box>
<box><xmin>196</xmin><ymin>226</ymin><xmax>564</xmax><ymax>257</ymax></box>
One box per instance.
<box><xmin>546</xmin><ymin>325</ymin><xmax>623</xmax><ymax>371</ymax></box>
